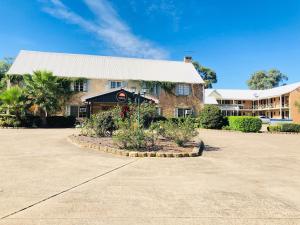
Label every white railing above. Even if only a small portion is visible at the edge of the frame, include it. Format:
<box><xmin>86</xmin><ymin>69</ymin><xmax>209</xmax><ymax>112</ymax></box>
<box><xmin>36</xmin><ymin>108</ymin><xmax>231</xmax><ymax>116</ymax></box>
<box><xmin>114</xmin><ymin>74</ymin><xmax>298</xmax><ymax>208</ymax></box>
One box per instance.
<box><xmin>219</xmin><ymin>103</ymin><xmax>290</xmax><ymax>111</ymax></box>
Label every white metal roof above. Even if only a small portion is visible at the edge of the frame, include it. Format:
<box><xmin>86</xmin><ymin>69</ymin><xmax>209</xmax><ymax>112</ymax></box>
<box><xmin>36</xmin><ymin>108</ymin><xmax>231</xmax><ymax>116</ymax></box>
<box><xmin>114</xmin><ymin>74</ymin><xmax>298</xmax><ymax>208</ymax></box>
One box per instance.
<box><xmin>205</xmin><ymin>82</ymin><xmax>300</xmax><ymax>101</ymax></box>
<box><xmin>8</xmin><ymin>50</ymin><xmax>204</xmax><ymax>84</ymax></box>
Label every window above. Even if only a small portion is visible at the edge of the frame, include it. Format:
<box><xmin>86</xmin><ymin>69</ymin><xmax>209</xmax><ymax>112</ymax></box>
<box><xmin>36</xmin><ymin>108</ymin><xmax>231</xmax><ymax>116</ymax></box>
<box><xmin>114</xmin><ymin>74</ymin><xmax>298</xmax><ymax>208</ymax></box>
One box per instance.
<box><xmin>175</xmin><ymin>108</ymin><xmax>193</xmax><ymax>117</ymax></box>
<box><xmin>152</xmin><ymin>84</ymin><xmax>161</xmax><ymax>96</ymax></box>
<box><xmin>69</xmin><ymin>105</ymin><xmax>87</xmax><ymax>118</ymax></box>
<box><xmin>110</xmin><ymin>81</ymin><xmax>122</xmax><ymax>89</ymax></box>
<box><xmin>79</xmin><ymin>106</ymin><xmax>87</xmax><ymax>118</ymax></box>
<box><xmin>73</xmin><ymin>80</ymin><xmax>87</xmax><ymax>92</ymax></box>
<box><xmin>176</xmin><ymin>84</ymin><xmax>191</xmax><ymax>96</ymax></box>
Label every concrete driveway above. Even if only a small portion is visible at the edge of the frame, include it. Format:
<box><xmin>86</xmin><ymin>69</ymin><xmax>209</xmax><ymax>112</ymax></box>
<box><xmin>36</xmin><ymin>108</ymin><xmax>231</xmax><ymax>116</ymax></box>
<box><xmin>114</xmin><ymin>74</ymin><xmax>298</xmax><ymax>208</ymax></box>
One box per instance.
<box><xmin>0</xmin><ymin>128</ymin><xmax>300</xmax><ymax>225</ymax></box>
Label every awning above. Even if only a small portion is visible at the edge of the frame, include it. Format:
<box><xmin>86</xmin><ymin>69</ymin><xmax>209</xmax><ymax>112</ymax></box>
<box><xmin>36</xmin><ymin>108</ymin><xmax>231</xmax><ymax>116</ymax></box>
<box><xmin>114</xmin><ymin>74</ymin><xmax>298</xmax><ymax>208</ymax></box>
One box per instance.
<box><xmin>82</xmin><ymin>88</ymin><xmax>159</xmax><ymax>104</ymax></box>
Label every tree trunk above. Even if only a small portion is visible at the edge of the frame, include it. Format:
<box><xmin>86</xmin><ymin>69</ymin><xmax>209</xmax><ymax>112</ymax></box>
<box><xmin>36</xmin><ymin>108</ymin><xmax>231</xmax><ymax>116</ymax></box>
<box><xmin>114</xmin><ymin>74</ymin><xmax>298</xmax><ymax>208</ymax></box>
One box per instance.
<box><xmin>41</xmin><ymin>108</ymin><xmax>47</xmax><ymax>127</ymax></box>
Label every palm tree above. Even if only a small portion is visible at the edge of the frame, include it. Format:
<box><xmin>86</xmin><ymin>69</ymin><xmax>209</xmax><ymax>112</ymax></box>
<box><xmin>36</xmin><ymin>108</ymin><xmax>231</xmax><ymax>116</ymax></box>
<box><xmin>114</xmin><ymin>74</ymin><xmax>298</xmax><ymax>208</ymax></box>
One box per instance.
<box><xmin>0</xmin><ymin>86</ymin><xmax>24</xmax><ymax>119</ymax></box>
<box><xmin>24</xmin><ymin>70</ymin><xmax>61</xmax><ymax>124</ymax></box>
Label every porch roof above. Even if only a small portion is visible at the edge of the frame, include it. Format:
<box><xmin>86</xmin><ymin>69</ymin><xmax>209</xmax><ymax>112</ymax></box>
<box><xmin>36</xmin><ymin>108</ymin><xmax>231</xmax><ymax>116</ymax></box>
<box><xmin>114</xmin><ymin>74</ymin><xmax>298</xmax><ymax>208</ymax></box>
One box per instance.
<box><xmin>82</xmin><ymin>88</ymin><xmax>159</xmax><ymax>104</ymax></box>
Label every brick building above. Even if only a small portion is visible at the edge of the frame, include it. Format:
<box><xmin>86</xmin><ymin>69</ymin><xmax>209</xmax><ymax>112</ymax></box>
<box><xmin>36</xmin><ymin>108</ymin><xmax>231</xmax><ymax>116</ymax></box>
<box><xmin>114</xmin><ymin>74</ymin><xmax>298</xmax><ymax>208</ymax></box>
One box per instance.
<box><xmin>8</xmin><ymin>50</ymin><xmax>205</xmax><ymax>118</ymax></box>
<box><xmin>205</xmin><ymin>83</ymin><xmax>300</xmax><ymax>123</ymax></box>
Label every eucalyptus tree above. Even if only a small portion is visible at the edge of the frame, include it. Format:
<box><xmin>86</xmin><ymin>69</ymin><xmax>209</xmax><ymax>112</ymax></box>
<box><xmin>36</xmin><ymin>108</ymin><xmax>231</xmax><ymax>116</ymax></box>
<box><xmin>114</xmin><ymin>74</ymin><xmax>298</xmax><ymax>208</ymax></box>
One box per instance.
<box><xmin>192</xmin><ymin>61</ymin><xmax>217</xmax><ymax>89</ymax></box>
<box><xmin>247</xmin><ymin>69</ymin><xmax>288</xmax><ymax>90</ymax></box>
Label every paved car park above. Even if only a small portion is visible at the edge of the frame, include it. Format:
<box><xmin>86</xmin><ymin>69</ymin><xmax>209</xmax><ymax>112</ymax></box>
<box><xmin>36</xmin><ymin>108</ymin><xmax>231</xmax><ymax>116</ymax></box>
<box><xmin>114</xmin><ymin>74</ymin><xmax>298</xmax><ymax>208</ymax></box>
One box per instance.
<box><xmin>0</xmin><ymin>128</ymin><xmax>300</xmax><ymax>225</ymax></box>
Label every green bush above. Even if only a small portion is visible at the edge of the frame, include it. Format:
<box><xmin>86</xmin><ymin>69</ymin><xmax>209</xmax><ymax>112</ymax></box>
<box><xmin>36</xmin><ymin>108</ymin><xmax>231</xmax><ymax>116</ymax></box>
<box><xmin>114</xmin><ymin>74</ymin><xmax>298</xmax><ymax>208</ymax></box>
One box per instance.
<box><xmin>0</xmin><ymin>114</ymin><xmax>21</xmax><ymax>127</ymax></box>
<box><xmin>281</xmin><ymin>123</ymin><xmax>300</xmax><ymax>133</ymax></box>
<box><xmin>21</xmin><ymin>115</ymin><xmax>42</xmax><ymax>128</ymax></box>
<box><xmin>199</xmin><ymin>105</ymin><xmax>225</xmax><ymax>129</ymax></box>
<box><xmin>267</xmin><ymin>123</ymin><xmax>300</xmax><ymax>133</ymax></box>
<box><xmin>81</xmin><ymin>111</ymin><xmax>116</xmax><ymax>137</ymax></box>
<box><xmin>46</xmin><ymin>116</ymin><xmax>76</xmax><ymax>128</ymax></box>
<box><xmin>228</xmin><ymin>116</ymin><xmax>262</xmax><ymax>133</ymax></box>
<box><xmin>114</xmin><ymin>126</ymin><xmax>156</xmax><ymax>150</ymax></box>
<box><xmin>267</xmin><ymin>125</ymin><xmax>282</xmax><ymax>133</ymax></box>
<box><xmin>153</xmin><ymin>116</ymin><xmax>198</xmax><ymax>146</ymax></box>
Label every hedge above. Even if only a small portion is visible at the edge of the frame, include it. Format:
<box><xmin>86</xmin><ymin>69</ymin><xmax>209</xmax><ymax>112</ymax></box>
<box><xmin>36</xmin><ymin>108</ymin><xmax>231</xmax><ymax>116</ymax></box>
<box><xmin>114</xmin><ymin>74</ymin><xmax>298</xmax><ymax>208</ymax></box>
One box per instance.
<box><xmin>268</xmin><ymin>123</ymin><xmax>300</xmax><ymax>133</ymax></box>
<box><xmin>46</xmin><ymin>116</ymin><xmax>76</xmax><ymax>128</ymax></box>
<box><xmin>199</xmin><ymin>105</ymin><xmax>225</xmax><ymax>129</ymax></box>
<box><xmin>228</xmin><ymin>116</ymin><xmax>262</xmax><ymax>133</ymax></box>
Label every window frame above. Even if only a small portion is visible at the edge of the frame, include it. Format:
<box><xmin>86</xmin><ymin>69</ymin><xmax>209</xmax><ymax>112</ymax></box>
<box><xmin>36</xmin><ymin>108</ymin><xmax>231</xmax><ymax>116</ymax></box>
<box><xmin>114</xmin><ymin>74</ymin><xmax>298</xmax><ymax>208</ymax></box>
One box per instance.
<box><xmin>176</xmin><ymin>83</ymin><xmax>191</xmax><ymax>96</ymax></box>
<box><xmin>110</xmin><ymin>81</ymin><xmax>123</xmax><ymax>89</ymax></box>
<box><xmin>68</xmin><ymin>105</ymin><xmax>87</xmax><ymax>118</ymax></box>
<box><xmin>73</xmin><ymin>80</ymin><xmax>87</xmax><ymax>92</ymax></box>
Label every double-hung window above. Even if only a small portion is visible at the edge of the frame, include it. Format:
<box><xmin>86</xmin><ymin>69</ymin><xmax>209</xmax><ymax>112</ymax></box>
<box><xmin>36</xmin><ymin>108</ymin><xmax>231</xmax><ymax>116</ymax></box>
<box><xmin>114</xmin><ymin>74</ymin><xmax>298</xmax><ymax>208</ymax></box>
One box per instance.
<box><xmin>110</xmin><ymin>81</ymin><xmax>122</xmax><ymax>89</ymax></box>
<box><xmin>73</xmin><ymin>80</ymin><xmax>88</xmax><ymax>92</ymax></box>
<box><xmin>176</xmin><ymin>84</ymin><xmax>191</xmax><ymax>96</ymax></box>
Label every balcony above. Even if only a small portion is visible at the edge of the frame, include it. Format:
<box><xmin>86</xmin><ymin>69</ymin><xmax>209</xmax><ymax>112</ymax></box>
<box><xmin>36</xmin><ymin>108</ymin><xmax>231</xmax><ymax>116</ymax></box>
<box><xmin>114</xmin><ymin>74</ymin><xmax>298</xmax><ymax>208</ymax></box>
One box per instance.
<box><xmin>219</xmin><ymin>104</ymin><xmax>243</xmax><ymax>111</ymax></box>
<box><xmin>219</xmin><ymin>103</ymin><xmax>290</xmax><ymax>111</ymax></box>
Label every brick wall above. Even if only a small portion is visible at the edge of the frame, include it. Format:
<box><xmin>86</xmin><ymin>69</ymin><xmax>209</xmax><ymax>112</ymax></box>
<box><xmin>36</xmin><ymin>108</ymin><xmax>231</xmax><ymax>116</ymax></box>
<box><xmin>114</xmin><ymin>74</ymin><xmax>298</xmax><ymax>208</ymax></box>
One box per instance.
<box><xmin>158</xmin><ymin>84</ymin><xmax>204</xmax><ymax>117</ymax></box>
<box><xmin>66</xmin><ymin>79</ymin><xmax>204</xmax><ymax>118</ymax></box>
<box><xmin>289</xmin><ymin>88</ymin><xmax>300</xmax><ymax>123</ymax></box>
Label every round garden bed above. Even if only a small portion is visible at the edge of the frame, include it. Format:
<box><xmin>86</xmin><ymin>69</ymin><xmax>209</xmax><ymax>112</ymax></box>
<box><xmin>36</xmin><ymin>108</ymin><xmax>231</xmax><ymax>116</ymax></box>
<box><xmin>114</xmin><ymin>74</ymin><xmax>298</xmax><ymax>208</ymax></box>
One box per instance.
<box><xmin>68</xmin><ymin>135</ymin><xmax>204</xmax><ymax>158</ymax></box>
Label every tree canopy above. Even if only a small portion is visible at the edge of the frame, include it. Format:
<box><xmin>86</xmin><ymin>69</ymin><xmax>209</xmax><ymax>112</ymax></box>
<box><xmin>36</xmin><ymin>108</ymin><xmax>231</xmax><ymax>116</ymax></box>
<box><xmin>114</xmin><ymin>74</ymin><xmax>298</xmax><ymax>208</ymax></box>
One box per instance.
<box><xmin>24</xmin><ymin>70</ymin><xmax>62</xmax><ymax>118</ymax></box>
<box><xmin>192</xmin><ymin>61</ymin><xmax>217</xmax><ymax>89</ymax></box>
<box><xmin>247</xmin><ymin>69</ymin><xmax>288</xmax><ymax>90</ymax></box>
<box><xmin>0</xmin><ymin>86</ymin><xmax>25</xmax><ymax>118</ymax></box>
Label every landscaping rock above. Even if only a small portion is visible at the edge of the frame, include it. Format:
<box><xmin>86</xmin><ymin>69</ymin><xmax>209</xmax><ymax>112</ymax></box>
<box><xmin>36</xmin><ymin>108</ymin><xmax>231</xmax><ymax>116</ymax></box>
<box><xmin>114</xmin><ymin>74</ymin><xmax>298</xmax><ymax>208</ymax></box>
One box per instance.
<box><xmin>165</xmin><ymin>152</ymin><xmax>174</xmax><ymax>158</ymax></box>
<box><xmin>156</xmin><ymin>152</ymin><xmax>166</xmax><ymax>157</ymax></box>
<box><xmin>68</xmin><ymin>135</ymin><xmax>201</xmax><ymax>158</ymax></box>
<box><xmin>129</xmin><ymin>152</ymin><xmax>138</xmax><ymax>157</ymax></box>
<box><xmin>148</xmin><ymin>152</ymin><xmax>156</xmax><ymax>157</ymax></box>
<box><xmin>138</xmin><ymin>152</ymin><xmax>148</xmax><ymax>157</ymax></box>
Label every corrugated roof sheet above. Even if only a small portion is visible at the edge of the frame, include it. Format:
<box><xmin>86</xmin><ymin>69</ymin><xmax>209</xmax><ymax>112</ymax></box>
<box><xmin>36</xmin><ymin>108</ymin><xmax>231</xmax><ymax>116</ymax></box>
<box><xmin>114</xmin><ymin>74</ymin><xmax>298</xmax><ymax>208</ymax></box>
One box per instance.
<box><xmin>8</xmin><ymin>50</ymin><xmax>204</xmax><ymax>84</ymax></box>
<box><xmin>205</xmin><ymin>82</ymin><xmax>300</xmax><ymax>100</ymax></box>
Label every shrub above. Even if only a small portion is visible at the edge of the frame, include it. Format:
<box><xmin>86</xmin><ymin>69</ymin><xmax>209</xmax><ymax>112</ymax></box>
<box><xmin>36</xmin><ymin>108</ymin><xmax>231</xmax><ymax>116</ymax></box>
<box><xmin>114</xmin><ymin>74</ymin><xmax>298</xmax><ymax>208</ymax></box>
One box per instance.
<box><xmin>81</xmin><ymin>111</ymin><xmax>116</xmax><ymax>137</ymax></box>
<box><xmin>143</xmin><ymin>115</ymin><xmax>167</xmax><ymax>128</ymax></box>
<box><xmin>0</xmin><ymin>114</ymin><xmax>21</xmax><ymax>127</ymax></box>
<box><xmin>267</xmin><ymin>123</ymin><xmax>300</xmax><ymax>133</ymax></box>
<box><xmin>46</xmin><ymin>116</ymin><xmax>76</xmax><ymax>128</ymax></box>
<box><xmin>199</xmin><ymin>105</ymin><xmax>225</xmax><ymax>129</ymax></box>
<box><xmin>267</xmin><ymin>124</ymin><xmax>282</xmax><ymax>132</ymax></box>
<box><xmin>113</xmin><ymin>116</ymin><xmax>157</xmax><ymax>150</ymax></box>
<box><xmin>153</xmin><ymin>116</ymin><xmax>198</xmax><ymax>146</ymax></box>
<box><xmin>281</xmin><ymin>123</ymin><xmax>300</xmax><ymax>133</ymax></box>
<box><xmin>228</xmin><ymin>116</ymin><xmax>262</xmax><ymax>133</ymax></box>
<box><xmin>114</xmin><ymin>127</ymin><xmax>156</xmax><ymax>150</ymax></box>
<box><xmin>21</xmin><ymin>115</ymin><xmax>42</xmax><ymax>128</ymax></box>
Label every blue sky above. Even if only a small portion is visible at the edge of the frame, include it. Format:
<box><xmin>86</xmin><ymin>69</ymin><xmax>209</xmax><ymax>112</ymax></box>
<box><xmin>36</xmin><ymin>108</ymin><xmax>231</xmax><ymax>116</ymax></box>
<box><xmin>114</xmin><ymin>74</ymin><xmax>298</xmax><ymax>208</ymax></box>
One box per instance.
<box><xmin>1</xmin><ymin>0</ymin><xmax>300</xmax><ymax>88</ymax></box>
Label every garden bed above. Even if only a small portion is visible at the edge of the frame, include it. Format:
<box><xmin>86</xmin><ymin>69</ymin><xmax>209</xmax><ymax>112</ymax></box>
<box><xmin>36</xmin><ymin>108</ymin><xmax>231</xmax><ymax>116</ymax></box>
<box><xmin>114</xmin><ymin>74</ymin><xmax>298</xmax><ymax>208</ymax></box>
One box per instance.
<box><xmin>68</xmin><ymin>135</ymin><xmax>204</xmax><ymax>158</ymax></box>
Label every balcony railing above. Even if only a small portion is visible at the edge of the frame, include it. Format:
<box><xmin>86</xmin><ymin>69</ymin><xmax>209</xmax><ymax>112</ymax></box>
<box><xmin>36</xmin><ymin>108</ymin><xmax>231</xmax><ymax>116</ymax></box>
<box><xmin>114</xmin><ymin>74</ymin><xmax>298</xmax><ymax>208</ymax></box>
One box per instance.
<box><xmin>219</xmin><ymin>103</ymin><xmax>290</xmax><ymax>111</ymax></box>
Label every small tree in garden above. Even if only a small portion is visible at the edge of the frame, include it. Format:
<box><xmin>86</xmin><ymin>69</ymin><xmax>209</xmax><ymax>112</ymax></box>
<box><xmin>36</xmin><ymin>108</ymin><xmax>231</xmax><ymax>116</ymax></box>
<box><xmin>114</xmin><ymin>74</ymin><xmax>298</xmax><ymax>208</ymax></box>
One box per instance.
<box><xmin>113</xmin><ymin>103</ymin><xmax>158</xmax><ymax>150</ymax></box>
<box><xmin>81</xmin><ymin>111</ymin><xmax>116</xmax><ymax>137</ymax></box>
<box><xmin>199</xmin><ymin>105</ymin><xmax>224</xmax><ymax>129</ymax></box>
<box><xmin>152</xmin><ymin>117</ymin><xmax>198</xmax><ymax>147</ymax></box>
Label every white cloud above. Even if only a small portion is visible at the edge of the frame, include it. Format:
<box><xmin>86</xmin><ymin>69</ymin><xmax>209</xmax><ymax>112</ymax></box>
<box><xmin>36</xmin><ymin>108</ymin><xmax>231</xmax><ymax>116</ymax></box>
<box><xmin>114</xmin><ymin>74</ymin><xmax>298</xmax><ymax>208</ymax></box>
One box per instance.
<box><xmin>41</xmin><ymin>0</ymin><xmax>168</xmax><ymax>59</ymax></box>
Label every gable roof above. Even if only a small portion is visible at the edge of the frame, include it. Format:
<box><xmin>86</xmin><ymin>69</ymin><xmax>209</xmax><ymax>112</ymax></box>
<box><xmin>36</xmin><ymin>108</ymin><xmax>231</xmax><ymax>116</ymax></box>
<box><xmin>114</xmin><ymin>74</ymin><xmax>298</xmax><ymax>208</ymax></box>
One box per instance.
<box><xmin>82</xmin><ymin>88</ymin><xmax>159</xmax><ymax>104</ymax></box>
<box><xmin>7</xmin><ymin>50</ymin><xmax>204</xmax><ymax>84</ymax></box>
<box><xmin>205</xmin><ymin>82</ymin><xmax>300</xmax><ymax>100</ymax></box>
